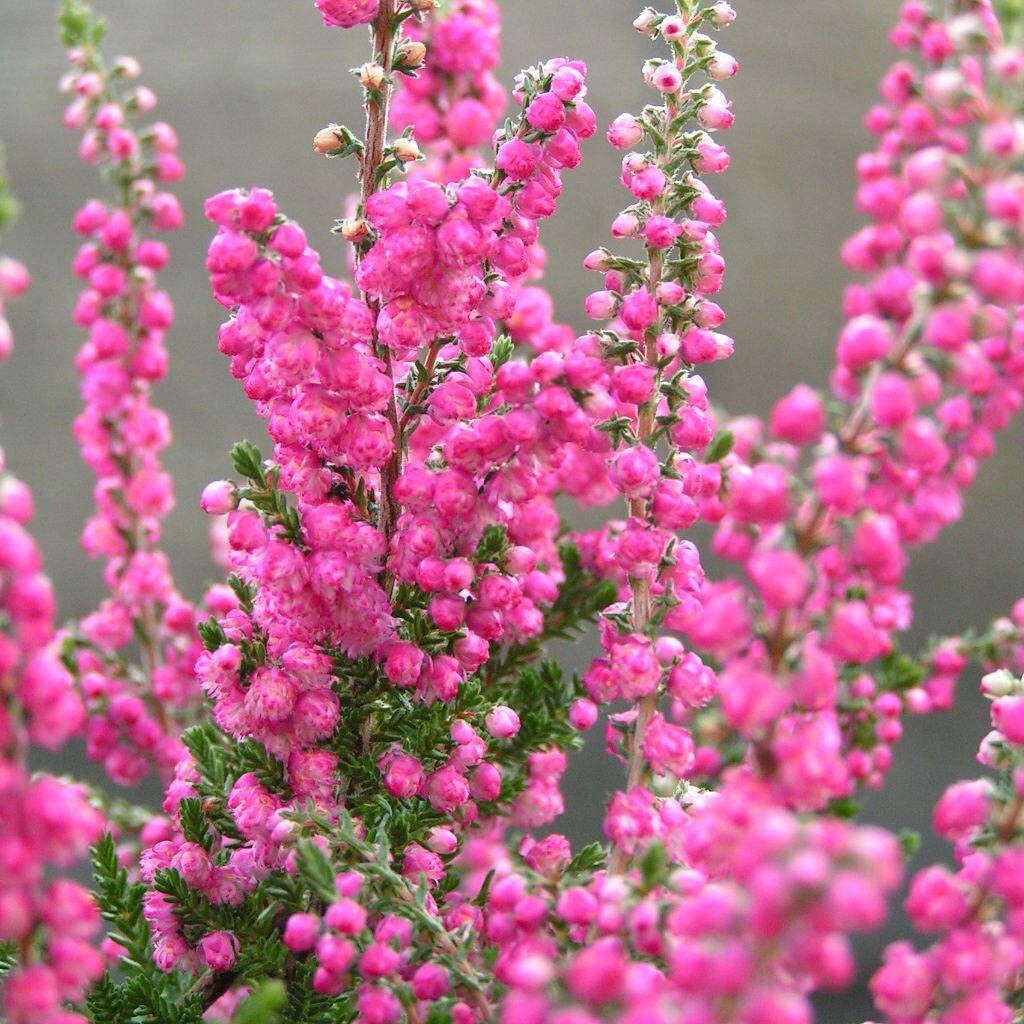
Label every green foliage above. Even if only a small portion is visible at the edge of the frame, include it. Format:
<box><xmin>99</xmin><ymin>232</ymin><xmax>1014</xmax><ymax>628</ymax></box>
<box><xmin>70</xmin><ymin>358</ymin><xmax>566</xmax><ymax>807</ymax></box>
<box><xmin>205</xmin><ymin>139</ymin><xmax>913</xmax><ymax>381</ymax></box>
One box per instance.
<box><xmin>92</xmin><ymin>833</ymin><xmax>153</xmax><ymax>971</ymax></box>
<box><xmin>899</xmin><ymin>828</ymin><xmax>921</xmax><ymax>860</ymax></box>
<box><xmin>489</xmin><ymin>334</ymin><xmax>515</xmax><ymax>368</ymax></box>
<box><xmin>179</xmin><ymin>798</ymin><xmax>212</xmax><ymax>850</ymax></box>
<box><xmin>566</xmin><ymin>842</ymin><xmax>608</xmax><ymax>879</ymax></box>
<box><xmin>703</xmin><ymin>427</ymin><xmax>735</xmax><ymax>463</ymax></box>
<box><xmin>640</xmin><ymin>840</ymin><xmax>668</xmax><ymax>892</ymax></box>
<box><xmin>0</xmin><ymin>147</ymin><xmax>20</xmax><ymax>234</ymax></box>
<box><xmin>295</xmin><ymin>840</ymin><xmax>340</xmax><ymax>904</ymax></box>
<box><xmin>827</xmin><ymin>796</ymin><xmax>860</xmax><ymax>820</ymax></box>
<box><xmin>996</xmin><ymin>0</ymin><xmax>1024</xmax><ymax>31</ymax></box>
<box><xmin>231</xmin><ymin>980</ymin><xmax>287</xmax><ymax>1024</ymax></box>
<box><xmin>230</xmin><ymin>440</ymin><xmax>267</xmax><ymax>486</ymax></box>
<box><xmin>58</xmin><ymin>0</ymin><xmax>107</xmax><ymax>49</ymax></box>
<box><xmin>877</xmin><ymin>646</ymin><xmax>928</xmax><ymax>694</ymax></box>
<box><xmin>197</xmin><ymin>616</ymin><xmax>227</xmax><ymax>652</ymax></box>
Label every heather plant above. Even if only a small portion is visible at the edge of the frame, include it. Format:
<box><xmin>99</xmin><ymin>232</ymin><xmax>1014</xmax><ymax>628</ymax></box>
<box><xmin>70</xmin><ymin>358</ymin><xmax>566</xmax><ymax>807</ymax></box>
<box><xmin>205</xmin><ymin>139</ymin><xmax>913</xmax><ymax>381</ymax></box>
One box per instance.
<box><xmin>3</xmin><ymin>0</ymin><xmax>1024</xmax><ymax>1022</ymax></box>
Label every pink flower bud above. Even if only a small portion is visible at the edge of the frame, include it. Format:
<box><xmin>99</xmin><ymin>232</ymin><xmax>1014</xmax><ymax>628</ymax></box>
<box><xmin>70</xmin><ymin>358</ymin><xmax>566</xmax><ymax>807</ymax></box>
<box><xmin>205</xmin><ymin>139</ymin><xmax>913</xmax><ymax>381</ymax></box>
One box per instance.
<box><xmin>607</xmin><ymin>113</ymin><xmax>644</xmax><ymax>149</ymax></box>
<box><xmin>198</xmin><ymin>931</ymin><xmax>238</xmax><ymax>972</ymax></box>
<box><xmin>200</xmin><ymin>480</ymin><xmax>236</xmax><ymax>516</ymax></box>
<box><xmin>283</xmin><ymin>913</ymin><xmax>320</xmax><ymax>952</ymax></box>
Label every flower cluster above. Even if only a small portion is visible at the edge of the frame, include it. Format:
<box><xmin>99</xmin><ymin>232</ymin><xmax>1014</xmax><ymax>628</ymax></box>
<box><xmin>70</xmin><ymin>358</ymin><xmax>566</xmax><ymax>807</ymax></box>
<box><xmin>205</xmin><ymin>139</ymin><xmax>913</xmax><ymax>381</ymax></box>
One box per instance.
<box><xmin>58</xmin><ymin>9</ymin><xmax>199</xmax><ymax>786</ymax></box>
<box><xmin>390</xmin><ymin>0</ymin><xmax>506</xmax><ymax>183</ymax></box>
<box><xmin>0</xmin><ymin>249</ymin><xmax>105</xmax><ymax>1024</ymax></box>
<box><xmin>869</xmin><ymin>666</ymin><xmax>1024</xmax><ymax>1023</ymax></box>
<box><xmin>6</xmin><ymin>0</ymin><xmax>1024</xmax><ymax>1022</ymax></box>
<box><xmin>593</xmin><ymin>0</ymin><xmax>1024</xmax><ymax>827</ymax></box>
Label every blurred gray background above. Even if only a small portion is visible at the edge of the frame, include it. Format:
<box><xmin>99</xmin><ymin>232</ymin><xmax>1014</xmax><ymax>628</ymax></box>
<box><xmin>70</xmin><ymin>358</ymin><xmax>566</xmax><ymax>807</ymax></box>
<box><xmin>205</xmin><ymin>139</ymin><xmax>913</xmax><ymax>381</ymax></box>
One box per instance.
<box><xmin>2</xmin><ymin>2</ymin><xmax>1023</xmax><ymax>1019</ymax></box>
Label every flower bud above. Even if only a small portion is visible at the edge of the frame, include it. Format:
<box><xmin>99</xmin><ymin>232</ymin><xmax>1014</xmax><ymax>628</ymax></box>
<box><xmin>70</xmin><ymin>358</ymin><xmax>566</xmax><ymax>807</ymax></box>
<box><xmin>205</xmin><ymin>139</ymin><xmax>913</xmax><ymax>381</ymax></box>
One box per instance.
<box><xmin>710</xmin><ymin>2</ymin><xmax>737</xmax><ymax>27</ymax></box>
<box><xmin>313</xmin><ymin>126</ymin><xmax>345</xmax><ymax>155</ymax></box>
<box><xmin>708</xmin><ymin>52</ymin><xmax>739</xmax><ymax>81</ymax></box>
<box><xmin>395</xmin><ymin>40</ymin><xmax>427</xmax><ymax>70</ymax></box>
<box><xmin>200</xmin><ymin>480</ymin><xmax>237</xmax><ymax>516</ymax></box>
<box><xmin>393</xmin><ymin>136</ymin><xmax>421</xmax><ymax>163</ymax></box>
<box><xmin>633</xmin><ymin>7</ymin><xmax>660</xmax><ymax>34</ymax></box>
<box><xmin>358</xmin><ymin>62</ymin><xmax>386</xmax><ymax>90</ymax></box>
<box><xmin>981</xmin><ymin>669</ymin><xmax>1017</xmax><ymax>699</ymax></box>
<box><xmin>339</xmin><ymin>217</ymin><xmax>371</xmax><ymax>243</ymax></box>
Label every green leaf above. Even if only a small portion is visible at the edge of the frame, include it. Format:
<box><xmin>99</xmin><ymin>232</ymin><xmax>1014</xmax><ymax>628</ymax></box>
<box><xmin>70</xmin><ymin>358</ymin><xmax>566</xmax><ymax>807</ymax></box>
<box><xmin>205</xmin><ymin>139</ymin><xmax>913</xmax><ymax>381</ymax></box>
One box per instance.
<box><xmin>640</xmin><ymin>840</ymin><xmax>667</xmax><ymax>891</ymax></box>
<box><xmin>230</xmin><ymin>440</ymin><xmax>267</xmax><ymax>486</ymax></box>
<box><xmin>489</xmin><ymin>334</ymin><xmax>515</xmax><ymax>369</ymax></box>
<box><xmin>58</xmin><ymin>0</ymin><xmax>107</xmax><ymax>48</ymax></box>
<box><xmin>0</xmin><ymin>943</ymin><xmax>16</xmax><ymax>979</ymax></box>
<box><xmin>899</xmin><ymin>828</ymin><xmax>921</xmax><ymax>860</ymax></box>
<box><xmin>232</xmin><ymin>980</ymin><xmax>287</xmax><ymax>1024</ymax></box>
<box><xmin>827</xmin><ymin>796</ymin><xmax>860</xmax><ymax>819</ymax></box>
<box><xmin>703</xmin><ymin>428</ymin><xmax>734</xmax><ymax>463</ymax></box>
<box><xmin>197</xmin><ymin>616</ymin><xmax>227</xmax><ymax>652</ymax></box>
<box><xmin>179</xmin><ymin>797</ymin><xmax>212</xmax><ymax>850</ymax></box>
<box><xmin>295</xmin><ymin>841</ymin><xmax>339</xmax><ymax>904</ymax></box>
<box><xmin>566</xmin><ymin>842</ymin><xmax>607</xmax><ymax>877</ymax></box>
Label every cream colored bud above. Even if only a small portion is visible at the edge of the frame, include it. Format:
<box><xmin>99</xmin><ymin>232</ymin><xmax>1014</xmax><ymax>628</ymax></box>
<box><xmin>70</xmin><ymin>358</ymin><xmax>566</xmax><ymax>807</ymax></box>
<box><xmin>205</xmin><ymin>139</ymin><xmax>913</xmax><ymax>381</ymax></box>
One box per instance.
<box><xmin>393</xmin><ymin>137</ymin><xmax>421</xmax><ymax>163</ymax></box>
<box><xmin>313</xmin><ymin>127</ymin><xmax>343</xmax><ymax>155</ymax></box>
<box><xmin>982</xmin><ymin>669</ymin><xmax>1018</xmax><ymax>699</ymax></box>
<box><xmin>340</xmin><ymin>218</ymin><xmax>370</xmax><ymax>242</ymax></box>
<box><xmin>358</xmin><ymin>62</ymin><xmax>386</xmax><ymax>90</ymax></box>
<box><xmin>395</xmin><ymin>40</ymin><xmax>427</xmax><ymax>69</ymax></box>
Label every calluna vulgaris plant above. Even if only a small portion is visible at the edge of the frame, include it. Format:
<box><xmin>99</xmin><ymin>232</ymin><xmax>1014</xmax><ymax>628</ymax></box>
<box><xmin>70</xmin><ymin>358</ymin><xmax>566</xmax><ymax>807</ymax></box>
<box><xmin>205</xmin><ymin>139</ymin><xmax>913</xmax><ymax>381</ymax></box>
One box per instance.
<box><xmin>6</xmin><ymin>0</ymin><xmax>1024</xmax><ymax>1020</ymax></box>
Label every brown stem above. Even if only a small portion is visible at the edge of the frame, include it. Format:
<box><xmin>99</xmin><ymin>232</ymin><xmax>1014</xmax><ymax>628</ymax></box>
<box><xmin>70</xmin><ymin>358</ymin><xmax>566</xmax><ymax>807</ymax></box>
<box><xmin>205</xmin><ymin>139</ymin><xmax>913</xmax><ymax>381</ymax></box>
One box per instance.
<box><xmin>356</xmin><ymin>0</ymin><xmax>403</xmax><ymax>555</ymax></box>
<box><xmin>397</xmin><ymin>338</ymin><xmax>443</xmax><ymax>436</ymax></box>
<box><xmin>609</xmin><ymin>263</ymin><xmax>665</xmax><ymax>876</ymax></box>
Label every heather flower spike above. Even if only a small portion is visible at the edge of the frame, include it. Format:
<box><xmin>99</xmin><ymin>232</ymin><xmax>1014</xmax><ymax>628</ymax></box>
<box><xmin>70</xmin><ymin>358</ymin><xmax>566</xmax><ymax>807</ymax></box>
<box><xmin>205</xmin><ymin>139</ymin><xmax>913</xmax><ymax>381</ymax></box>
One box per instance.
<box><xmin>0</xmin><ymin>144</ymin><xmax>104</xmax><ymax>1024</ymax></box>
<box><xmin>1</xmin><ymin>0</ymin><xmax>1024</xmax><ymax>1021</ymax></box>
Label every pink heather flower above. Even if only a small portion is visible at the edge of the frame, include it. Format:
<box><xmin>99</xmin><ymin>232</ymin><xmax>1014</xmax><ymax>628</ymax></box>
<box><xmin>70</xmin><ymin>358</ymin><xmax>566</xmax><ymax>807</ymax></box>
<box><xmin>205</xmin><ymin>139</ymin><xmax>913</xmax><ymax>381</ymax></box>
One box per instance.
<box><xmin>747</xmin><ymin>550</ymin><xmax>810</xmax><ymax>610</ymax></box>
<box><xmin>836</xmin><ymin>314</ymin><xmax>892</xmax><ymax>370</ymax></box>
<box><xmin>607</xmin><ymin>113</ymin><xmax>644</xmax><ymax>149</ymax></box>
<box><xmin>652</xmin><ymin>65</ymin><xmax>683</xmax><ymax>95</ymax></box>
<box><xmin>283</xmin><ymin>913</ymin><xmax>320</xmax><ymax>952</ymax></box>
<box><xmin>620</xmin><ymin>288</ymin><xmax>659</xmax><ymax>331</ymax></box>
<box><xmin>315</xmin><ymin>0</ymin><xmax>379</xmax><ymax>29</ymax></box>
<box><xmin>485</xmin><ymin>705</ymin><xmax>521</xmax><ymax>739</ymax></box>
<box><xmin>708</xmin><ymin>52</ymin><xmax>739</xmax><ymax>81</ymax></box>
<box><xmin>698</xmin><ymin>86</ymin><xmax>735</xmax><ymax>130</ymax></box>
<box><xmin>642</xmin><ymin>713</ymin><xmax>695</xmax><ymax>777</ymax></box>
<box><xmin>992</xmin><ymin>695</ymin><xmax>1024</xmax><ymax>744</ymax></box>
<box><xmin>381</xmin><ymin>751</ymin><xmax>425</xmax><ymax>800</ymax></box>
<box><xmin>411</xmin><ymin>962</ymin><xmax>451</xmax><ymax>1001</ymax></box>
<box><xmin>496</xmin><ymin>138</ymin><xmax>540</xmax><ymax>181</ymax></box>
<box><xmin>770</xmin><ymin>384</ymin><xmax>825</xmax><ymax>444</ymax></box>
<box><xmin>200</xmin><ymin>479</ymin><xmax>237</xmax><ymax>515</ymax></box>
<box><xmin>316</xmin><ymin>934</ymin><xmax>357</xmax><ymax>976</ymax></box>
<box><xmin>325</xmin><ymin>898</ymin><xmax>367</xmax><ymax>935</ymax></box>
<box><xmin>585</xmin><ymin>290</ymin><xmax>618</xmax><ymax>320</ymax></box>
<box><xmin>904</xmin><ymin>866</ymin><xmax>969</xmax><ymax>932</ymax></box>
<box><xmin>566</xmin><ymin>937</ymin><xmax>628</xmax><ymax>1004</ymax></box>
<box><xmin>198</xmin><ymin>931</ymin><xmax>239</xmax><ymax>972</ymax></box>
<box><xmin>426</xmin><ymin>765</ymin><xmax>470</xmax><ymax>813</ymax></box>
<box><xmin>710</xmin><ymin>1</ymin><xmax>737</xmax><ymax>26</ymax></box>
<box><xmin>569</xmin><ymin>698</ymin><xmax>599</xmax><ymax>730</ymax></box>
<box><xmin>610</xmin><ymin>446</ymin><xmax>660</xmax><ymax>499</ymax></box>
<box><xmin>628</xmin><ymin>166</ymin><xmax>666</xmax><ymax>200</ymax></box>
<box><xmin>932</xmin><ymin>780</ymin><xmax>991</xmax><ymax>841</ymax></box>
<box><xmin>525</xmin><ymin>92</ymin><xmax>566</xmax><ymax>133</ymax></box>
